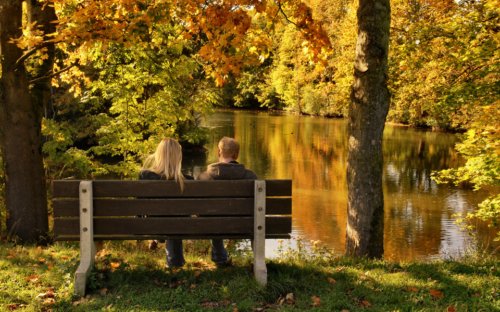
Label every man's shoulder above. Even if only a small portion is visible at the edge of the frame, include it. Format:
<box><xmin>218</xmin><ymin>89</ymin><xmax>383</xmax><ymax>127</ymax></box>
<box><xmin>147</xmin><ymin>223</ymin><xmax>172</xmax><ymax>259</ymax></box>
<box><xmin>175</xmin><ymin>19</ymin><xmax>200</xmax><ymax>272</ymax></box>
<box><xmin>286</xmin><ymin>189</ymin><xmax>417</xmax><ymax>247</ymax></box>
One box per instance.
<box><xmin>204</xmin><ymin>162</ymin><xmax>257</xmax><ymax>180</ymax></box>
<box><xmin>244</xmin><ymin>169</ymin><xmax>258</xmax><ymax>179</ymax></box>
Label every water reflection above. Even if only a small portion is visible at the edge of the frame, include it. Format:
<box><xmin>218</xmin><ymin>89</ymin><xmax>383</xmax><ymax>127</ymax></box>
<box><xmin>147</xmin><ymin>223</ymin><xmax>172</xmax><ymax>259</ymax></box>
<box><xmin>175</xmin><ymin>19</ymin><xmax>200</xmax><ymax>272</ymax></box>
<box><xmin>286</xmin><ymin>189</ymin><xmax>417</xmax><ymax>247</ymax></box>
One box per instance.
<box><xmin>187</xmin><ymin>110</ymin><xmax>491</xmax><ymax>261</ymax></box>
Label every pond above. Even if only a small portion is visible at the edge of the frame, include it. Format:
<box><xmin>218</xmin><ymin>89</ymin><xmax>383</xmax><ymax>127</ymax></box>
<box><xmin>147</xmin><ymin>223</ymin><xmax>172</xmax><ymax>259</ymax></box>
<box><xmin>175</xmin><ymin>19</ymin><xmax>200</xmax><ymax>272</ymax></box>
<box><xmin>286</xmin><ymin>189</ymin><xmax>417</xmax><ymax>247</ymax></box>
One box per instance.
<box><xmin>185</xmin><ymin>110</ymin><xmax>493</xmax><ymax>261</ymax></box>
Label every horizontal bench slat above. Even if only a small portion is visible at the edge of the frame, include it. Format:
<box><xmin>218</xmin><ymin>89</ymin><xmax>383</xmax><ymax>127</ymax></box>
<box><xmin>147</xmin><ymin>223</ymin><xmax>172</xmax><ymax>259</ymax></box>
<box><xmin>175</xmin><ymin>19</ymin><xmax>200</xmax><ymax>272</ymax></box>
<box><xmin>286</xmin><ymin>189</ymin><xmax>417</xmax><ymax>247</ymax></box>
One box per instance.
<box><xmin>53</xmin><ymin>198</ymin><xmax>291</xmax><ymax>217</ymax></box>
<box><xmin>53</xmin><ymin>216</ymin><xmax>291</xmax><ymax>236</ymax></box>
<box><xmin>52</xmin><ymin>180</ymin><xmax>291</xmax><ymax>198</ymax></box>
<box><xmin>54</xmin><ymin>233</ymin><xmax>292</xmax><ymax>241</ymax></box>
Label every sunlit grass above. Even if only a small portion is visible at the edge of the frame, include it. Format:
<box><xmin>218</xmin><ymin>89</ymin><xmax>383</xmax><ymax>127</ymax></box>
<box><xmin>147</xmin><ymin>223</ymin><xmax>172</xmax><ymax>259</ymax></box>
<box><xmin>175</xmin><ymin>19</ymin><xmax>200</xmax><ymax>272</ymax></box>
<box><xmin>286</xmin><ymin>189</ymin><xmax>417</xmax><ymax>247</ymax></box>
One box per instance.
<box><xmin>0</xmin><ymin>239</ymin><xmax>498</xmax><ymax>311</ymax></box>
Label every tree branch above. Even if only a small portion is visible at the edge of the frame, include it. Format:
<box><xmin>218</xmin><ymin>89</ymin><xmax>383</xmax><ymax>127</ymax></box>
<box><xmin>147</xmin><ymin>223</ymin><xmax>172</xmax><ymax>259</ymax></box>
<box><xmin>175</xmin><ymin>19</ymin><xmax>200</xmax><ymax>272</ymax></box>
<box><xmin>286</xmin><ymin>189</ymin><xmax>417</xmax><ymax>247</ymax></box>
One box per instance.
<box><xmin>276</xmin><ymin>1</ymin><xmax>298</xmax><ymax>27</ymax></box>
<box><xmin>29</xmin><ymin>61</ymin><xmax>78</xmax><ymax>84</ymax></box>
<box><xmin>15</xmin><ymin>40</ymin><xmax>60</xmax><ymax>68</ymax></box>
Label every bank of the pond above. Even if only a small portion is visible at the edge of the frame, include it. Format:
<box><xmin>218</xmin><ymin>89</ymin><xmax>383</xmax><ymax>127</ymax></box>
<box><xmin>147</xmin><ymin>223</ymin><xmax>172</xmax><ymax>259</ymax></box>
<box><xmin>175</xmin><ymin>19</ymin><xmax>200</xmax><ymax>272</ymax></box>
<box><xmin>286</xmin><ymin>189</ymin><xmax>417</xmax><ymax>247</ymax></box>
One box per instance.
<box><xmin>0</xmin><ymin>241</ymin><xmax>498</xmax><ymax>311</ymax></box>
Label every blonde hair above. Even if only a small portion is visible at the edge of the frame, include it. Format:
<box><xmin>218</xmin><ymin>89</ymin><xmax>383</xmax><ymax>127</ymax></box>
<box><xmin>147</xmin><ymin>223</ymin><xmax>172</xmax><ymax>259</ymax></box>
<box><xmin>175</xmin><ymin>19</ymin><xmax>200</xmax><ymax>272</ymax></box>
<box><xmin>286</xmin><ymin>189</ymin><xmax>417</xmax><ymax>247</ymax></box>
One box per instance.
<box><xmin>218</xmin><ymin>137</ymin><xmax>240</xmax><ymax>159</ymax></box>
<box><xmin>143</xmin><ymin>138</ymin><xmax>185</xmax><ymax>190</ymax></box>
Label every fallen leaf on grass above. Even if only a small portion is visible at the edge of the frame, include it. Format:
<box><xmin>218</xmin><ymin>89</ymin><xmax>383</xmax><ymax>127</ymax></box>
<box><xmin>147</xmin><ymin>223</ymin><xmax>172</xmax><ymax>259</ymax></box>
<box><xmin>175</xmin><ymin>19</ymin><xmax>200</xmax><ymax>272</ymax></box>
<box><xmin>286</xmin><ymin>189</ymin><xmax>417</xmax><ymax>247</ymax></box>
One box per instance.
<box><xmin>327</xmin><ymin>277</ymin><xmax>337</xmax><ymax>284</ymax></box>
<box><xmin>430</xmin><ymin>289</ymin><xmax>444</xmax><ymax>299</ymax></box>
<box><xmin>42</xmin><ymin>298</ymin><xmax>56</xmax><ymax>305</ymax></box>
<box><xmin>36</xmin><ymin>290</ymin><xmax>55</xmax><ymax>299</ymax></box>
<box><xmin>360</xmin><ymin>300</ymin><xmax>371</xmax><ymax>307</ymax></box>
<box><xmin>407</xmin><ymin>286</ymin><xmax>419</xmax><ymax>293</ymax></box>
<box><xmin>192</xmin><ymin>259</ymin><xmax>211</xmax><ymax>268</ymax></box>
<box><xmin>96</xmin><ymin>249</ymin><xmax>111</xmax><ymax>258</ymax></box>
<box><xmin>38</xmin><ymin>258</ymin><xmax>46</xmax><ymax>264</ymax></box>
<box><xmin>201</xmin><ymin>300</ymin><xmax>230</xmax><ymax>308</ymax></box>
<box><xmin>278</xmin><ymin>293</ymin><xmax>295</xmax><ymax>305</ymax></box>
<box><xmin>447</xmin><ymin>306</ymin><xmax>456</xmax><ymax>312</ymax></box>
<box><xmin>110</xmin><ymin>262</ymin><xmax>121</xmax><ymax>269</ymax></box>
<box><xmin>26</xmin><ymin>274</ymin><xmax>40</xmax><ymax>283</ymax></box>
<box><xmin>311</xmin><ymin>295</ymin><xmax>321</xmax><ymax>307</ymax></box>
<box><xmin>6</xmin><ymin>250</ymin><xmax>17</xmax><ymax>260</ymax></box>
<box><xmin>7</xmin><ymin>304</ymin><xmax>20</xmax><ymax>311</ymax></box>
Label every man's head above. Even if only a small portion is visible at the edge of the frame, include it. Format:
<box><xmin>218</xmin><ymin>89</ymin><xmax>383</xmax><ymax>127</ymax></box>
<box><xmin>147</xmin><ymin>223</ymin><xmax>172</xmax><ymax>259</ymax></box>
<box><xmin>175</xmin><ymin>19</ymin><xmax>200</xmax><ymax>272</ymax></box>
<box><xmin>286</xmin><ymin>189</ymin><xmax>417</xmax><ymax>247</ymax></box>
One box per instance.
<box><xmin>218</xmin><ymin>137</ymin><xmax>239</xmax><ymax>162</ymax></box>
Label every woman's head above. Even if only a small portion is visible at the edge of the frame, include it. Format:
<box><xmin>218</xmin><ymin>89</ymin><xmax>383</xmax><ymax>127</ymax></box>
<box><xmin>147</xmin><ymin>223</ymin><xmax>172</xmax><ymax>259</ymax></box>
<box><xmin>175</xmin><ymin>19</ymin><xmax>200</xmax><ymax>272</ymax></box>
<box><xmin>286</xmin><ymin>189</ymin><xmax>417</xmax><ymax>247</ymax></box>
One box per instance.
<box><xmin>146</xmin><ymin>138</ymin><xmax>184</xmax><ymax>187</ymax></box>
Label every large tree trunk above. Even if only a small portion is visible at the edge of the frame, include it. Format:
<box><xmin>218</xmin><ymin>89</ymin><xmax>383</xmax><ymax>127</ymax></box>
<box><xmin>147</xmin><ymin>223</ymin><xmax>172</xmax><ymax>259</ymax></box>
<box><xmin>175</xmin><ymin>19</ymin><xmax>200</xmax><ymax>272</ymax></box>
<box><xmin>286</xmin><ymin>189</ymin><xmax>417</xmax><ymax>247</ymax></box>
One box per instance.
<box><xmin>0</xmin><ymin>0</ymin><xmax>49</xmax><ymax>243</ymax></box>
<box><xmin>345</xmin><ymin>0</ymin><xmax>391</xmax><ymax>258</ymax></box>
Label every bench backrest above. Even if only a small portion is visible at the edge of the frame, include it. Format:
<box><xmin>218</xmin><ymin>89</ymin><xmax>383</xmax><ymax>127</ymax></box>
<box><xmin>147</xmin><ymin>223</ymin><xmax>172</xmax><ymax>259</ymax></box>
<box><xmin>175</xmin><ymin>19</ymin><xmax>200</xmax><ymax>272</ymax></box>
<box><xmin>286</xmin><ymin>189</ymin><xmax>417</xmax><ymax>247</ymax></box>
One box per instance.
<box><xmin>52</xmin><ymin>180</ymin><xmax>292</xmax><ymax>241</ymax></box>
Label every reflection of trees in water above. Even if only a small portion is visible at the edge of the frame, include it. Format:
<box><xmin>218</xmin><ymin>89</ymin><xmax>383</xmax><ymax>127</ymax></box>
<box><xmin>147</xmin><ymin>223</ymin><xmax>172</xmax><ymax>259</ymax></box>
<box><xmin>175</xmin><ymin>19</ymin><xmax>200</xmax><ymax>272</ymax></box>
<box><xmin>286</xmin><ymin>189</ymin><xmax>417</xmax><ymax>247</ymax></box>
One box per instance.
<box><xmin>383</xmin><ymin>128</ymin><xmax>460</xmax><ymax>194</ymax></box>
<box><xmin>203</xmin><ymin>110</ymin><xmax>486</xmax><ymax>260</ymax></box>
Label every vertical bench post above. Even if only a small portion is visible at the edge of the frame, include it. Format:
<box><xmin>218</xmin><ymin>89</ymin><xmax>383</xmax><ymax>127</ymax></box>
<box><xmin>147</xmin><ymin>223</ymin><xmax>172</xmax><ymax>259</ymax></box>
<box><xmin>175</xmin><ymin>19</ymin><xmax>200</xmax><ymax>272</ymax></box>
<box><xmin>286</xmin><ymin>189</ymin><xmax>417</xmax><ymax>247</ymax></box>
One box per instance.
<box><xmin>253</xmin><ymin>180</ymin><xmax>267</xmax><ymax>286</ymax></box>
<box><xmin>74</xmin><ymin>181</ymin><xmax>95</xmax><ymax>296</ymax></box>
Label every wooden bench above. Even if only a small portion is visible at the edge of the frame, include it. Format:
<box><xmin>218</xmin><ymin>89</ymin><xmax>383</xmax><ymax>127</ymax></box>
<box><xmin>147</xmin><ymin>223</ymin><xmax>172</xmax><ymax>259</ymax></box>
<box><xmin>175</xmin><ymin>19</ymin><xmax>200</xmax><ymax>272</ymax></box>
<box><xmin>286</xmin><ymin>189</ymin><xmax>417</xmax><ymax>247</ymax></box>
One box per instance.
<box><xmin>52</xmin><ymin>179</ymin><xmax>292</xmax><ymax>296</ymax></box>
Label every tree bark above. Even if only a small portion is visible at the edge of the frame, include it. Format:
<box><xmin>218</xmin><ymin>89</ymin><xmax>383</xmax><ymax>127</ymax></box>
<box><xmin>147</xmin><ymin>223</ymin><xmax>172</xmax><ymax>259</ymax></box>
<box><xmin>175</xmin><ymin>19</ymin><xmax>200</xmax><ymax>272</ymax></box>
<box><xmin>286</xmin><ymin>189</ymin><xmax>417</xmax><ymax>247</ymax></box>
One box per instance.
<box><xmin>345</xmin><ymin>0</ymin><xmax>390</xmax><ymax>258</ymax></box>
<box><xmin>0</xmin><ymin>0</ymin><xmax>49</xmax><ymax>243</ymax></box>
<box><xmin>27</xmin><ymin>0</ymin><xmax>58</xmax><ymax>119</ymax></box>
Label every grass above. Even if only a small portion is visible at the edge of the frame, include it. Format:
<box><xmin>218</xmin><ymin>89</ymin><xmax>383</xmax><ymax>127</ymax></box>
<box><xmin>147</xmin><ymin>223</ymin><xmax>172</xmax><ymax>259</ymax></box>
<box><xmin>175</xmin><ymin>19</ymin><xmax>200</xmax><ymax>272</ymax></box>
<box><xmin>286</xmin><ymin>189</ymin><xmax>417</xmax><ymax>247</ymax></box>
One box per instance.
<box><xmin>0</xmin><ymin>239</ymin><xmax>498</xmax><ymax>312</ymax></box>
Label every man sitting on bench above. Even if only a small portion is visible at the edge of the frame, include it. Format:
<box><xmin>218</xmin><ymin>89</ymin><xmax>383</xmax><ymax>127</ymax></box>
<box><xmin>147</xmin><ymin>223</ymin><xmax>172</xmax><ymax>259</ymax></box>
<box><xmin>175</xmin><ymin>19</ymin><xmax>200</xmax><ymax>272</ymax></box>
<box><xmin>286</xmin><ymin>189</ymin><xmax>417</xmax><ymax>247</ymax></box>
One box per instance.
<box><xmin>196</xmin><ymin>136</ymin><xmax>258</xmax><ymax>267</ymax></box>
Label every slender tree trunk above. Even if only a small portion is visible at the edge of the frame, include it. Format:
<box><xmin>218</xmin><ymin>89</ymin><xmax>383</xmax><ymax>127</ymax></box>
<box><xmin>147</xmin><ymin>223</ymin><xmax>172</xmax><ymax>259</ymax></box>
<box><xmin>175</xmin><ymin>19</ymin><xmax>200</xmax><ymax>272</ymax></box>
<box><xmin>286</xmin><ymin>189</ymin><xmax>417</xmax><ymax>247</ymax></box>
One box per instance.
<box><xmin>27</xmin><ymin>0</ymin><xmax>57</xmax><ymax>119</ymax></box>
<box><xmin>0</xmin><ymin>0</ymin><xmax>49</xmax><ymax>243</ymax></box>
<box><xmin>345</xmin><ymin>0</ymin><xmax>390</xmax><ymax>258</ymax></box>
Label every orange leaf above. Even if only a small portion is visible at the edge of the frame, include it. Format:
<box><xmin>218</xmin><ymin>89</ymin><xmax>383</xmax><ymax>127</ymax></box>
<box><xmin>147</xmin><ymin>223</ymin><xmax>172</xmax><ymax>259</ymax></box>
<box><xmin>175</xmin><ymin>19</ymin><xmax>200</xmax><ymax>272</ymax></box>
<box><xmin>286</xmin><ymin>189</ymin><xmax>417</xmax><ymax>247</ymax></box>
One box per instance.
<box><xmin>360</xmin><ymin>300</ymin><xmax>371</xmax><ymax>307</ymax></box>
<box><xmin>407</xmin><ymin>286</ymin><xmax>419</xmax><ymax>293</ymax></box>
<box><xmin>430</xmin><ymin>289</ymin><xmax>444</xmax><ymax>299</ymax></box>
<box><xmin>311</xmin><ymin>295</ymin><xmax>321</xmax><ymax>307</ymax></box>
<box><xmin>26</xmin><ymin>274</ymin><xmax>40</xmax><ymax>283</ymax></box>
<box><xmin>110</xmin><ymin>261</ymin><xmax>121</xmax><ymax>269</ymax></box>
<box><xmin>327</xmin><ymin>277</ymin><xmax>337</xmax><ymax>284</ymax></box>
<box><xmin>447</xmin><ymin>306</ymin><xmax>456</xmax><ymax>312</ymax></box>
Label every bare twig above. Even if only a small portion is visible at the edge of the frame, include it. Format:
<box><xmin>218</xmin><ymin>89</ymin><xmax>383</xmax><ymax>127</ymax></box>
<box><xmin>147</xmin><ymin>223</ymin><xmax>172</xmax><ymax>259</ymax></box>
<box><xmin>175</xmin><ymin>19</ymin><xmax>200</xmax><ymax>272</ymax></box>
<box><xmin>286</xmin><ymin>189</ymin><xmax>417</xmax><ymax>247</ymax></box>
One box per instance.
<box><xmin>276</xmin><ymin>0</ymin><xmax>298</xmax><ymax>27</ymax></box>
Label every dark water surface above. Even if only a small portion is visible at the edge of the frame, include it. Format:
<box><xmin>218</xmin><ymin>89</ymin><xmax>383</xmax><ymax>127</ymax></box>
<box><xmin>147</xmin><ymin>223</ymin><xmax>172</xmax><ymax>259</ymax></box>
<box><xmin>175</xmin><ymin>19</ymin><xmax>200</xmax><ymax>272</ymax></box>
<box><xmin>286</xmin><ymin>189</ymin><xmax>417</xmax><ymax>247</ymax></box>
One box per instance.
<box><xmin>186</xmin><ymin>110</ymin><xmax>492</xmax><ymax>261</ymax></box>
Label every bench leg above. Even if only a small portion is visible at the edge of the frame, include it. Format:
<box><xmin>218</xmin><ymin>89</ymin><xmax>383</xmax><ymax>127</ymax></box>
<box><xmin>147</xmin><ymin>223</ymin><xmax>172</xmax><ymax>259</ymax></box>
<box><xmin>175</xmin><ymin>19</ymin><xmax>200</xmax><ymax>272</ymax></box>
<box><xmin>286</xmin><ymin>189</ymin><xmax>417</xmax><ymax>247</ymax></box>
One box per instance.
<box><xmin>75</xmin><ymin>181</ymin><xmax>95</xmax><ymax>296</ymax></box>
<box><xmin>254</xmin><ymin>180</ymin><xmax>267</xmax><ymax>286</ymax></box>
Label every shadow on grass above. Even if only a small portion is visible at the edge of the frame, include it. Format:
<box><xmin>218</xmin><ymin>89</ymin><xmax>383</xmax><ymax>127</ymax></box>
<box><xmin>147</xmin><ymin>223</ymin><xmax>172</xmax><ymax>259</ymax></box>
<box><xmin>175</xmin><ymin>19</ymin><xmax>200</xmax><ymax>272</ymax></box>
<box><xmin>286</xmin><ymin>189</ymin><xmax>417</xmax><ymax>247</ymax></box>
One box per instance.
<box><xmin>1</xmin><ymin>239</ymin><xmax>496</xmax><ymax>312</ymax></box>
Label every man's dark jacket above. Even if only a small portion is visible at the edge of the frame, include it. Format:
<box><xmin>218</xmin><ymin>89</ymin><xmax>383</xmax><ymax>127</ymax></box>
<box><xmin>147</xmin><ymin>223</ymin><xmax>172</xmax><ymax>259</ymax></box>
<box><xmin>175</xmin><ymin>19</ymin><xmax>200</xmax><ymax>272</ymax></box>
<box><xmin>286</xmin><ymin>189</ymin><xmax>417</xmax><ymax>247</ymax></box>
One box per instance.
<box><xmin>199</xmin><ymin>161</ymin><xmax>257</xmax><ymax>180</ymax></box>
